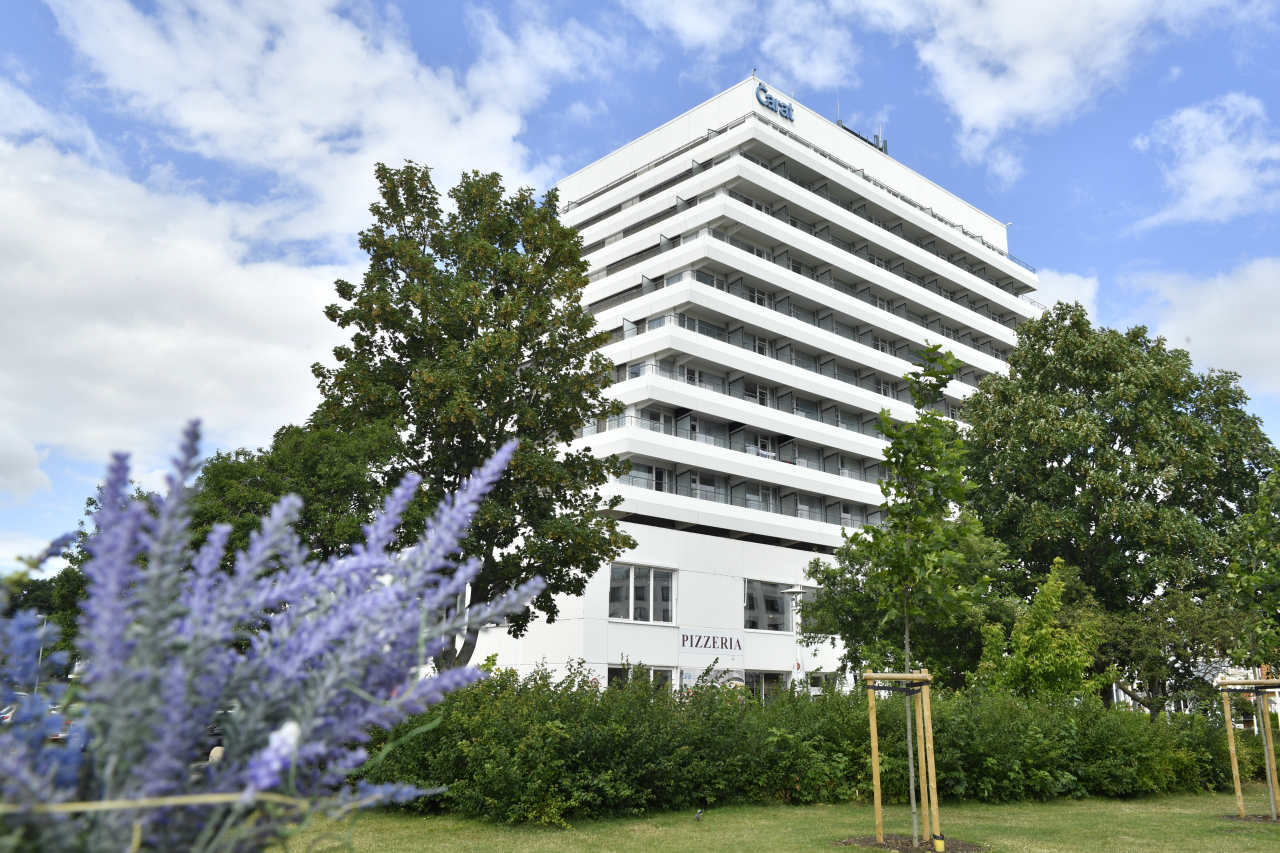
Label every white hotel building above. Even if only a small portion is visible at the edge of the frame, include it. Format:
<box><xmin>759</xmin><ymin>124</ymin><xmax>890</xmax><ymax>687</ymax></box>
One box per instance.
<box><xmin>477</xmin><ymin>78</ymin><xmax>1041</xmax><ymax>694</ymax></box>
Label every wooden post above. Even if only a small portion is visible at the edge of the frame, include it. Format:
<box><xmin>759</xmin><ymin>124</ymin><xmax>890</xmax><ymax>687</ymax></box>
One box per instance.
<box><xmin>867</xmin><ymin>677</ymin><xmax>883</xmax><ymax>844</ymax></box>
<box><xmin>921</xmin><ymin>672</ymin><xmax>942</xmax><ymax>852</ymax></box>
<box><xmin>914</xmin><ymin>687</ymin><xmax>931</xmax><ymax>838</ymax></box>
<box><xmin>1261</xmin><ymin>688</ymin><xmax>1280</xmax><ymax>820</ymax></box>
<box><xmin>1222</xmin><ymin>690</ymin><xmax>1245</xmax><ymax>819</ymax></box>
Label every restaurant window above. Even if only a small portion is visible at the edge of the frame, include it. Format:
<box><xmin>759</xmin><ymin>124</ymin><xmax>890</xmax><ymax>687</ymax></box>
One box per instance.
<box><xmin>744</xmin><ymin>579</ymin><xmax>792</xmax><ymax>631</ymax></box>
<box><xmin>608</xmin><ymin>564</ymin><xmax>674</xmax><ymax>622</ymax></box>
<box><xmin>745</xmin><ymin>671</ymin><xmax>786</xmax><ymax>702</ymax></box>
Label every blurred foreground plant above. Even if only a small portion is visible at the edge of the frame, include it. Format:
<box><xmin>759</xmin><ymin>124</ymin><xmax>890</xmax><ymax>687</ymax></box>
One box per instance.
<box><xmin>0</xmin><ymin>422</ymin><xmax>542</xmax><ymax>852</ymax></box>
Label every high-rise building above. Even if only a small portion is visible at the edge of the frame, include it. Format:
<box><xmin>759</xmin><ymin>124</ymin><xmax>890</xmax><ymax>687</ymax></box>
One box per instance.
<box><xmin>475</xmin><ymin>78</ymin><xmax>1041</xmax><ymax>694</ymax></box>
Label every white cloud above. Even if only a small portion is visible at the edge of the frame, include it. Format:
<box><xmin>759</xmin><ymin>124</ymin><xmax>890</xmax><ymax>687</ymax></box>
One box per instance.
<box><xmin>1033</xmin><ymin>269</ymin><xmax>1100</xmax><ymax>319</ymax></box>
<box><xmin>1133</xmin><ymin>257</ymin><xmax>1280</xmax><ymax>394</ymax></box>
<box><xmin>0</xmin><ymin>133</ymin><xmax>348</xmax><ymax>475</ymax></box>
<box><xmin>847</xmin><ymin>0</ymin><xmax>1247</xmax><ymax>182</ymax></box>
<box><xmin>0</xmin><ymin>530</ymin><xmax>68</xmax><ymax>578</ymax></box>
<box><xmin>1134</xmin><ymin>92</ymin><xmax>1280</xmax><ymax>228</ymax></box>
<box><xmin>759</xmin><ymin>1</ymin><xmax>860</xmax><ymax>91</ymax></box>
<box><xmin>0</xmin><ymin>1</ymin><xmax>621</xmax><ymax>487</ymax></box>
<box><xmin>0</xmin><ymin>423</ymin><xmax>51</xmax><ymax>502</ymax></box>
<box><xmin>620</xmin><ymin>0</ymin><xmax>756</xmax><ymax>53</ymax></box>
<box><xmin>44</xmin><ymin>1</ymin><xmax>617</xmax><ymax>246</ymax></box>
<box><xmin>622</xmin><ymin>0</ymin><xmax>860</xmax><ymax>90</ymax></box>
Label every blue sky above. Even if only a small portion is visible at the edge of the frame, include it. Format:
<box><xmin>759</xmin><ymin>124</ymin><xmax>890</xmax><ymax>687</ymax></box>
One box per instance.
<box><xmin>1</xmin><ymin>0</ymin><xmax>1279</xmax><ymax>572</ymax></box>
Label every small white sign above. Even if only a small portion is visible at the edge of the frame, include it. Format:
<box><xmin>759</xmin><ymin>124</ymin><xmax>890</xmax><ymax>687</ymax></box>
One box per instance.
<box><xmin>680</xmin><ymin>627</ymin><xmax>744</xmax><ymax>654</ymax></box>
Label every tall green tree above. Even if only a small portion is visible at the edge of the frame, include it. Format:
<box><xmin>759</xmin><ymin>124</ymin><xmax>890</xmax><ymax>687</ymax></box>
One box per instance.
<box><xmin>189</xmin><ymin>421</ymin><xmax>406</xmax><ymax>566</ymax></box>
<box><xmin>977</xmin><ymin>559</ymin><xmax>1102</xmax><ymax>699</ymax></box>
<box><xmin>1227</xmin><ymin>469</ymin><xmax>1280</xmax><ymax>672</ymax></box>
<box><xmin>803</xmin><ymin>346</ymin><xmax>998</xmax><ymax>680</ymax></box>
<box><xmin>963</xmin><ymin>302</ymin><xmax>1272</xmax><ymax>707</ymax></box>
<box><xmin>312</xmin><ymin>162</ymin><xmax>632</xmax><ymax>667</ymax></box>
<box><xmin>801</xmin><ymin>515</ymin><xmax>1010</xmax><ymax>688</ymax></box>
<box><xmin>804</xmin><ymin>345</ymin><xmax>995</xmax><ymax>845</ymax></box>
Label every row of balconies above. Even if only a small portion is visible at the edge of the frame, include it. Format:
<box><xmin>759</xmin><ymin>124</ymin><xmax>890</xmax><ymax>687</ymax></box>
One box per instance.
<box><xmin>589</xmin><ymin>204</ymin><xmax>1023</xmax><ymax>337</ymax></box>
<box><xmin>577</xmin><ymin>414</ymin><xmax>888</xmax><ymax>486</ymax></box>
<box><xmin>582</xmin><ymin>146</ymin><xmax>1036</xmax><ymax>307</ymax></box>
<box><xmin>603</xmin><ymin>360</ymin><xmax>961</xmax><ymax>450</ymax></box>
<box><xmin>564</xmin><ymin>112</ymin><xmax>1036</xmax><ymax>283</ymax></box>
<box><xmin>590</xmin><ymin>265</ymin><xmax>1008</xmax><ymax>367</ymax></box>
<box><xmin>615</xmin><ymin>469</ymin><xmax>879</xmax><ymax>530</ymax></box>
<box><xmin>607</xmin><ymin>310</ymin><xmax>982</xmax><ymax>395</ymax></box>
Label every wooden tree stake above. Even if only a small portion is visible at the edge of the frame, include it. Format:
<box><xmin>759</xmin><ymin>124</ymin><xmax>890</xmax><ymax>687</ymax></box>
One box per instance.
<box><xmin>1222</xmin><ymin>691</ymin><xmax>1245</xmax><ymax>819</ymax></box>
<box><xmin>921</xmin><ymin>674</ymin><xmax>942</xmax><ymax>851</ymax></box>
<box><xmin>1261</xmin><ymin>688</ymin><xmax>1280</xmax><ymax>819</ymax></box>
<box><xmin>868</xmin><ymin>680</ymin><xmax>883</xmax><ymax>844</ymax></box>
<box><xmin>914</xmin><ymin>687</ymin><xmax>931</xmax><ymax>838</ymax></box>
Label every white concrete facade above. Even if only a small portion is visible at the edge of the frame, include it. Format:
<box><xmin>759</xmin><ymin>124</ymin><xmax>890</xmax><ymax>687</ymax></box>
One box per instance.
<box><xmin>476</xmin><ymin>78</ymin><xmax>1040</xmax><ymax>695</ymax></box>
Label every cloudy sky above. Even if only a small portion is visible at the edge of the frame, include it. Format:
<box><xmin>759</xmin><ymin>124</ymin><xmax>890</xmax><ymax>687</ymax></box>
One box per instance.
<box><xmin>1</xmin><ymin>0</ymin><xmax>1279</xmax><ymax>571</ymax></box>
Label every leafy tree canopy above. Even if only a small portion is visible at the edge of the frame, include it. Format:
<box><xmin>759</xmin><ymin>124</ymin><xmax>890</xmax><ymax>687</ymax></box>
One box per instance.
<box><xmin>1227</xmin><ymin>469</ymin><xmax>1280</xmax><ymax>671</ymax></box>
<box><xmin>311</xmin><ymin>162</ymin><xmax>632</xmax><ymax>666</ymax></box>
<box><xmin>803</xmin><ymin>517</ymin><xmax>1011</xmax><ymax>688</ymax></box>
<box><xmin>977</xmin><ymin>559</ymin><xmax>1101</xmax><ymax>699</ymax></box>
<box><xmin>964</xmin><ymin>302</ymin><xmax>1274</xmax><ymax>610</ymax></box>
<box><xmin>189</xmin><ymin>421</ymin><xmax>407</xmax><ymax>566</ymax></box>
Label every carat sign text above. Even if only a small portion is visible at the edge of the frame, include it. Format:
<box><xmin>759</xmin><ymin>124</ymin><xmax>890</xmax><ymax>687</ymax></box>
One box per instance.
<box><xmin>756</xmin><ymin>84</ymin><xmax>794</xmax><ymax>122</ymax></box>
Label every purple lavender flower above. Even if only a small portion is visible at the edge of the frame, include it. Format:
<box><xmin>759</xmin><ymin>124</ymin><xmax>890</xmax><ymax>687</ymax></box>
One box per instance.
<box><xmin>0</xmin><ymin>423</ymin><xmax>542</xmax><ymax>852</ymax></box>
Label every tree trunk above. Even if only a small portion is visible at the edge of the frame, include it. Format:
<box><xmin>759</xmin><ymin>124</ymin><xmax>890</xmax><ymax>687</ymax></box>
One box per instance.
<box><xmin>1114</xmin><ymin>678</ymin><xmax>1161</xmax><ymax>721</ymax></box>
<box><xmin>433</xmin><ymin>552</ymin><xmax>494</xmax><ymax>670</ymax></box>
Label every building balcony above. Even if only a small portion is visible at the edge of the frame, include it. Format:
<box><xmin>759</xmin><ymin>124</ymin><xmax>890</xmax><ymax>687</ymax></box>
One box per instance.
<box><xmin>576</xmin><ymin>415</ymin><xmax>888</xmax><ymax>487</ymax></box>
<box><xmin>588</xmin><ymin>206</ymin><xmax>1026</xmax><ymax>336</ymax></box>
<box><xmin>568</xmin><ymin>111</ymin><xmax>1039</xmax><ymax>284</ymax></box>
<box><xmin>613</xmin><ymin>472</ymin><xmax>876</xmax><ymax>532</ymax></box>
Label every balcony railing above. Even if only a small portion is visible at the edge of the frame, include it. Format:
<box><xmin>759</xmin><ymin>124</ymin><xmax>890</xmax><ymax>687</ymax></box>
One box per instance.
<box><xmin>600</xmin><ymin>262</ymin><xmax>1009</xmax><ymax>365</ymax></box>
<box><xmin>605</xmin><ymin>361</ymin><xmax>897</xmax><ymax>437</ymax></box>
<box><xmin>608</xmin><ymin>311</ymin><xmax>922</xmax><ymax>389</ymax></box>
<box><xmin>607</xmin><ymin>318</ymin><xmax>976</xmax><ymax>412</ymax></box>
<box><xmin>729</xmin><ymin>146</ymin><xmax>1039</xmax><ymax>302</ymax></box>
<box><xmin>575</xmin><ymin>415</ymin><xmax>885</xmax><ymax>485</ymax></box>
<box><xmin>588</xmin><ymin>206</ymin><xmax>1021</xmax><ymax>338</ymax></box>
<box><xmin>613</xmin><ymin>473</ymin><xmax>869</xmax><ymax>529</ymax></box>
<box><xmin>565</xmin><ymin>111</ymin><xmax>1034</xmax><ymax>277</ymax></box>
<box><xmin>686</xmin><ymin>194</ymin><xmax>1024</xmax><ymax>331</ymax></box>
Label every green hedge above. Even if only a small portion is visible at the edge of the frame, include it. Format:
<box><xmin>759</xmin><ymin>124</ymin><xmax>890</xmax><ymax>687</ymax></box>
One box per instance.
<box><xmin>361</xmin><ymin>663</ymin><xmax>1265</xmax><ymax>826</ymax></box>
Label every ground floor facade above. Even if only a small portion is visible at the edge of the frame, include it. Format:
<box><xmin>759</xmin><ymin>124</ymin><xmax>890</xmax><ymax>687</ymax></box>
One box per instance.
<box><xmin>474</xmin><ymin>520</ymin><xmax>845</xmax><ymax>696</ymax></box>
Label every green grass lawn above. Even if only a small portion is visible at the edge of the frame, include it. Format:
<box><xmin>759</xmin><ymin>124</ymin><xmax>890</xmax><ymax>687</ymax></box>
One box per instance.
<box><xmin>279</xmin><ymin>783</ymin><xmax>1280</xmax><ymax>853</ymax></box>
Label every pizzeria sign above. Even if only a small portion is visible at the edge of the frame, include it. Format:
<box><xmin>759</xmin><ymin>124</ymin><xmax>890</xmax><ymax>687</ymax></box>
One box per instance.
<box><xmin>681</xmin><ymin>628</ymin><xmax>744</xmax><ymax>654</ymax></box>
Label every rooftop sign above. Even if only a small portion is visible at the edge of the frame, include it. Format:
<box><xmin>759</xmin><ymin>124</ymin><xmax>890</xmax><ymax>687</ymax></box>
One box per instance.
<box><xmin>755</xmin><ymin>83</ymin><xmax>794</xmax><ymax>122</ymax></box>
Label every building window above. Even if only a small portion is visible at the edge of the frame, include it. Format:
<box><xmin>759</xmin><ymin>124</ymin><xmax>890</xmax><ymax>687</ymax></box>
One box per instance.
<box><xmin>746</xmin><ymin>671</ymin><xmax>786</xmax><ymax>702</ymax></box>
<box><xmin>607</xmin><ymin>666</ymin><xmax>628</xmax><ymax>687</ymax></box>
<box><xmin>609</xmin><ymin>564</ymin><xmax>674</xmax><ymax>622</ymax></box>
<box><xmin>744</xmin><ymin>579</ymin><xmax>792</xmax><ymax>631</ymax></box>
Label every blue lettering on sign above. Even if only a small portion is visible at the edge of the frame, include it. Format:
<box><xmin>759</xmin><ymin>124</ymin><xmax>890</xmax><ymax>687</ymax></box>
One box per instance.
<box><xmin>756</xmin><ymin>84</ymin><xmax>794</xmax><ymax>122</ymax></box>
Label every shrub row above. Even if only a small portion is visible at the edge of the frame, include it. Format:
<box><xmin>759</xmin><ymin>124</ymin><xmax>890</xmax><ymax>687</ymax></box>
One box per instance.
<box><xmin>361</xmin><ymin>663</ymin><xmax>1265</xmax><ymax>826</ymax></box>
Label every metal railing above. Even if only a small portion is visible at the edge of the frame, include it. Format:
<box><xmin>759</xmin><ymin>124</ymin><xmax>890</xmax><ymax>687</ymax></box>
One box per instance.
<box><xmin>575</xmin><ymin>415</ymin><xmax>884</xmax><ymax>484</ymax></box>
<box><xmin>606</xmin><ymin>362</ymin><xmax>897</xmax><ymax>435</ymax></box>
<box><xmin>564</xmin><ymin>110</ymin><xmax>1036</xmax><ymax>278</ymax></box>
<box><xmin>731</xmin><ymin>146</ymin><xmax>1039</xmax><ymax>302</ymax></box>
<box><xmin>613</xmin><ymin>473</ymin><xmax>869</xmax><ymax>528</ymax></box>
<box><xmin>588</xmin><ymin>197</ymin><xmax>1020</xmax><ymax>343</ymax></box>
<box><xmin>741</xmin><ymin>112</ymin><xmax>1036</xmax><ymax>273</ymax></box>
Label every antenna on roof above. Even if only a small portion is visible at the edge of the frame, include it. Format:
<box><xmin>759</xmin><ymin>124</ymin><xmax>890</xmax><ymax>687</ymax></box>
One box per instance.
<box><xmin>752</xmin><ymin>68</ymin><xmax>756</xmax><ymax>77</ymax></box>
